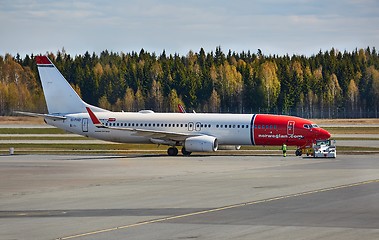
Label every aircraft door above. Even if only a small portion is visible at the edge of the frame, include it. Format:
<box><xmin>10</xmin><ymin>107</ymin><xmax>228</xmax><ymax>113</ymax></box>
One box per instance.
<box><xmin>188</xmin><ymin>122</ymin><xmax>194</xmax><ymax>131</ymax></box>
<box><xmin>287</xmin><ymin>121</ymin><xmax>295</xmax><ymax>136</ymax></box>
<box><xmin>82</xmin><ymin>118</ymin><xmax>89</xmax><ymax>132</ymax></box>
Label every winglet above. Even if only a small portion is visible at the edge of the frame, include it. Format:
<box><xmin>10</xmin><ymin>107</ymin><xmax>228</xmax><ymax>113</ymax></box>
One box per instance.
<box><xmin>36</xmin><ymin>56</ymin><xmax>53</xmax><ymax>65</ymax></box>
<box><xmin>86</xmin><ymin>107</ymin><xmax>104</xmax><ymax>128</ymax></box>
<box><xmin>178</xmin><ymin>104</ymin><xmax>186</xmax><ymax>113</ymax></box>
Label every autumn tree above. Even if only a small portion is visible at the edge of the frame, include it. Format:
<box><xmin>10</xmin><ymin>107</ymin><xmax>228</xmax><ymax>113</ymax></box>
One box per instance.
<box><xmin>168</xmin><ymin>89</ymin><xmax>184</xmax><ymax>112</ymax></box>
<box><xmin>208</xmin><ymin>89</ymin><xmax>221</xmax><ymax>113</ymax></box>
<box><xmin>123</xmin><ymin>87</ymin><xmax>135</xmax><ymax>111</ymax></box>
<box><xmin>2</xmin><ymin>47</ymin><xmax>379</xmax><ymax>118</ymax></box>
<box><xmin>259</xmin><ymin>61</ymin><xmax>280</xmax><ymax>111</ymax></box>
<box><xmin>347</xmin><ymin>79</ymin><xmax>359</xmax><ymax>117</ymax></box>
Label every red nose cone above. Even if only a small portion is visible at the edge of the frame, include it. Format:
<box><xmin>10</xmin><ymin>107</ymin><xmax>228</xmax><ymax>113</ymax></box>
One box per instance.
<box><xmin>321</xmin><ymin>128</ymin><xmax>331</xmax><ymax>139</ymax></box>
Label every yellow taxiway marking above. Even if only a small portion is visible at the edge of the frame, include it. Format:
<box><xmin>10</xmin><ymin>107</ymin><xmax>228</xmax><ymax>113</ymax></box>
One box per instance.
<box><xmin>57</xmin><ymin>179</ymin><xmax>379</xmax><ymax>240</ymax></box>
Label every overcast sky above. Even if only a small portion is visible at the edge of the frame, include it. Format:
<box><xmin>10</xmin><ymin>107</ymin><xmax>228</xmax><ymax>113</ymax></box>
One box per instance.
<box><xmin>0</xmin><ymin>0</ymin><xmax>378</xmax><ymax>57</ymax></box>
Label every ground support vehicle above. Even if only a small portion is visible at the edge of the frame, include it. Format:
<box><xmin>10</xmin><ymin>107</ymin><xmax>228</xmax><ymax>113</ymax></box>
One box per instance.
<box><xmin>313</xmin><ymin>139</ymin><xmax>336</xmax><ymax>158</ymax></box>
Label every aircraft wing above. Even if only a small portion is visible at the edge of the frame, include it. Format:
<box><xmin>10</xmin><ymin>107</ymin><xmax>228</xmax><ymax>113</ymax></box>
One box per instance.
<box><xmin>86</xmin><ymin>107</ymin><xmax>200</xmax><ymax>142</ymax></box>
<box><xmin>106</xmin><ymin>126</ymin><xmax>197</xmax><ymax>141</ymax></box>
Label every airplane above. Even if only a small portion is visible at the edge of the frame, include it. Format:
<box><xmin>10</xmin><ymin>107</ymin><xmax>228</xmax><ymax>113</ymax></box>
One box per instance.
<box><xmin>17</xmin><ymin>56</ymin><xmax>331</xmax><ymax>156</ymax></box>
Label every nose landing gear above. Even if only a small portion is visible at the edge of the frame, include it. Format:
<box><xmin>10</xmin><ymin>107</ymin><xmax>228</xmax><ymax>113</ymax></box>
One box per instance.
<box><xmin>295</xmin><ymin>148</ymin><xmax>302</xmax><ymax>156</ymax></box>
<box><xmin>181</xmin><ymin>147</ymin><xmax>192</xmax><ymax>156</ymax></box>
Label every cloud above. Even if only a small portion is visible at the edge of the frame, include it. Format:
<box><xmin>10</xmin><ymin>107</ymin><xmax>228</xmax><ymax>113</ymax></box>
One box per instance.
<box><xmin>0</xmin><ymin>0</ymin><xmax>378</xmax><ymax>56</ymax></box>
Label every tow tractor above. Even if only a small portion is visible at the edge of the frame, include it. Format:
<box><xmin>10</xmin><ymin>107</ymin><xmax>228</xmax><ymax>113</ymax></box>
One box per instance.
<box><xmin>312</xmin><ymin>139</ymin><xmax>336</xmax><ymax>158</ymax></box>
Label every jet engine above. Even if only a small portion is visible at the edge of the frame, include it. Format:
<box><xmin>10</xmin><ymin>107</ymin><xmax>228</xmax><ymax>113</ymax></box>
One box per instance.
<box><xmin>184</xmin><ymin>135</ymin><xmax>218</xmax><ymax>152</ymax></box>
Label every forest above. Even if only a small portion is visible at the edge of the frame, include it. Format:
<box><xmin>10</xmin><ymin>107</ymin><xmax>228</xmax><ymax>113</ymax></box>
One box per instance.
<box><xmin>0</xmin><ymin>47</ymin><xmax>379</xmax><ymax>118</ymax></box>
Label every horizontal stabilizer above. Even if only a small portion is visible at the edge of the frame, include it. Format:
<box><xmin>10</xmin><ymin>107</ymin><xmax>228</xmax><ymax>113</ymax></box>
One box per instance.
<box><xmin>14</xmin><ymin>111</ymin><xmax>66</xmax><ymax>120</ymax></box>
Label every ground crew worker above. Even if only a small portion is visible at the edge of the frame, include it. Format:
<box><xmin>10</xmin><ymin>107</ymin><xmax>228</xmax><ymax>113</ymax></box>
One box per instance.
<box><xmin>281</xmin><ymin>143</ymin><xmax>287</xmax><ymax>157</ymax></box>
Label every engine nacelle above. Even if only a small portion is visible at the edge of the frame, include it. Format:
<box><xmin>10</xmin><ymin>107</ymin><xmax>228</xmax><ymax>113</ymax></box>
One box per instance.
<box><xmin>184</xmin><ymin>135</ymin><xmax>218</xmax><ymax>152</ymax></box>
<box><xmin>217</xmin><ymin>145</ymin><xmax>241</xmax><ymax>150</ymax></box>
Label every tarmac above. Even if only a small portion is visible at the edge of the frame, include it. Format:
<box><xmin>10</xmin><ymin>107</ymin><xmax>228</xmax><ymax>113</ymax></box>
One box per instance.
<box><xmin>1</xmin><ymin>153</ymin><xmax>379</xmax><ymax>240</ymax></box>
<box><xmin>1</xmin><ymin>133</ymin><xmax>378</xmax><ymax>148</ymax></box>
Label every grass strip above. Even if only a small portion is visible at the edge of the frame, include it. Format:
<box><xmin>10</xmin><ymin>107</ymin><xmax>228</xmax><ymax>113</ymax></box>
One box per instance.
<box><xmin>0</xmin><ymin>143</ymin><xmax>167</xmax><ymax>151</ymax></box>
<box><xmin>0</xmin><ymin>136</ymin><xmax>87</xmax><ymax>140</ymax></box>
<box><xmin>0</xmin><ymin>128</ymin><xmax>67</xmax><ymax>134</ymax></box>
<box><xmin>324</xmin><ymin>127</ymin><xmax>379</xmax><ymax>134</ymax></box>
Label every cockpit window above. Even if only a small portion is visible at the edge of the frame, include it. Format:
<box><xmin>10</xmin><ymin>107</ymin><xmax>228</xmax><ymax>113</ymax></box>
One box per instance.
<box><xmin>304</xmin><ymin>124</ymin><xmax>319</xmax><ymax>129</ymax></box>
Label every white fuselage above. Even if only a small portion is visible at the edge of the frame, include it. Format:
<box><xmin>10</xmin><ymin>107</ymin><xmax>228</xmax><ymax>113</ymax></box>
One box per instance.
<box><xmin>47</xmin><ymin>112</ymin><xmax>254</xmax><ymax>145</ymax></box>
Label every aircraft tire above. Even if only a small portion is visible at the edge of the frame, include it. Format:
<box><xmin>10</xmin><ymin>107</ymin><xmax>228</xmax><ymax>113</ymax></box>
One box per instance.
<box><xmin>167</xmin><ymin>147</ymin><xmax>178</xmax><ymax>156</ymax></box>
<box><xmin>181</xmin><ymin>147</ymin><xmax>192</xmax><ymax>156</ymax></box>
<box><xmin>295</xmin><ymin>149</ymin><xmax>302</xmax><ymax>156</ymax></box>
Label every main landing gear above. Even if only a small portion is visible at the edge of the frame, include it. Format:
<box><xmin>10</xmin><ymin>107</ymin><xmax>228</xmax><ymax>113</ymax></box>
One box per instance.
<box><xmin>167</xmin><ymin>147</ymin><xmax>192</xmax><ymax>156</ymax></box>
<box><xmin>167</xmin><ymin>147</ymin><xmax>178</xmax><ymax>156</ymax></box>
